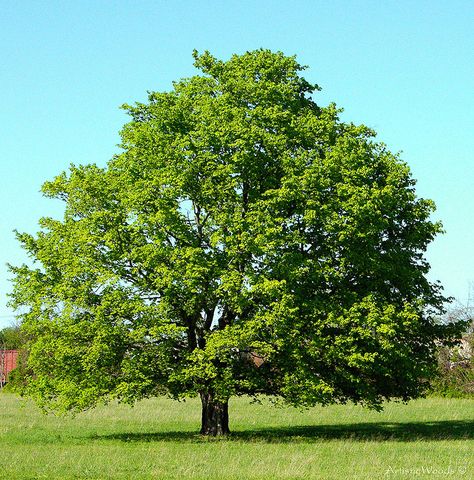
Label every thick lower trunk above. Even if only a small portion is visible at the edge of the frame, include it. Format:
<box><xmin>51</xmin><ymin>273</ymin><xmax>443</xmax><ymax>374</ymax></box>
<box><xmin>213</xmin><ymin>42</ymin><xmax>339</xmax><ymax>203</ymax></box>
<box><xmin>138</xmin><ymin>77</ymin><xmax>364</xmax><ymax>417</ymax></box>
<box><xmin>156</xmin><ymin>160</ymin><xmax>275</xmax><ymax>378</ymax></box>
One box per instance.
<box><xmin>200</xmin><ymin>392</ymin><xmax>230</xmax><ymax>436</ymax></box>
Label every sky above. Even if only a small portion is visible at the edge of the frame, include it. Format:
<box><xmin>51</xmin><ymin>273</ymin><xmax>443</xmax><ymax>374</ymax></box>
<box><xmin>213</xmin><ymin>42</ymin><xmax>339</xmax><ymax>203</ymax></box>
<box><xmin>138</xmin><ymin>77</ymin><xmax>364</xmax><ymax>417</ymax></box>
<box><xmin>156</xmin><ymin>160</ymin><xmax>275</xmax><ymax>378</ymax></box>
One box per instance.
<box><xmin>1</xmin><ymin>0</ymin><xmax>473</xmax><ymax>328</ymax></box>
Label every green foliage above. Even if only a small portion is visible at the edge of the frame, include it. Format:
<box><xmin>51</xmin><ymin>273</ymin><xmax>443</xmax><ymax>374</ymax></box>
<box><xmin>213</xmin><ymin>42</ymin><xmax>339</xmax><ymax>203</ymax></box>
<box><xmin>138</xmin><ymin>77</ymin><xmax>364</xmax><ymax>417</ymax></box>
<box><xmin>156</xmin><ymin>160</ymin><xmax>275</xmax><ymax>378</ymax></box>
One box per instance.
<box><xmin>8</xmin><ymin>49</ymin><xmax>463</xmax><ymax>414</ymax></box>
<box><xmin>0</xmin><ymin>326</ymin><xmax>23</xmax><ymax>349</ymax></box>
<box><xmin>2</xmin><ymin>351</ymin><xmax>27</xmax><ymax>392</ymax></box>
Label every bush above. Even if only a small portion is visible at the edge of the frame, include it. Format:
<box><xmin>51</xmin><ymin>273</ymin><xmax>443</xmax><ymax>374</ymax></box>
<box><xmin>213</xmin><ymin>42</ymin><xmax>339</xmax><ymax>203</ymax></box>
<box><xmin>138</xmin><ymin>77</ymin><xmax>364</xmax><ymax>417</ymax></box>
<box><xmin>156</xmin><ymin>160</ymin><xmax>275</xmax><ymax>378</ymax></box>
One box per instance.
<box><xmin>431</xmin><ymin>335</ymin><xmax>474</xmax><ymax>397</ymax></box>
<box><xmin>0</xmin><ymin>326</ymin><xmax>23</xmax><ymax>350</ymax></box>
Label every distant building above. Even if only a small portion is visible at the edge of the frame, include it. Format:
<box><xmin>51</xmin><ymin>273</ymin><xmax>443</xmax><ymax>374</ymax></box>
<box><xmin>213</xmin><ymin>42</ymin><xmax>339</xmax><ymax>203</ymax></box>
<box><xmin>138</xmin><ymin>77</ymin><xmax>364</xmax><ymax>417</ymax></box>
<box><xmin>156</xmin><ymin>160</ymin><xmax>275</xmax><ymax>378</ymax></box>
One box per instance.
<box><xmin>0</xmin><ymin>349</ymin><xmax>18</xmax><ymax>384</ymax></box>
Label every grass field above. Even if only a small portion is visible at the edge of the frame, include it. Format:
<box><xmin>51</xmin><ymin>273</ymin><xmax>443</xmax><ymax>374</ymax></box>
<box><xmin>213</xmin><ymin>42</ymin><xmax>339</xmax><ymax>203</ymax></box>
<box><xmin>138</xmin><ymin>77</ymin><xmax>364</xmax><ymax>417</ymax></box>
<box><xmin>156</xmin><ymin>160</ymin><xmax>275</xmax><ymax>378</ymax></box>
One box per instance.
<box><xmin>0</xmin><ymin>393</ymin><xmax>473</xmax><ymax>479</ymax></box>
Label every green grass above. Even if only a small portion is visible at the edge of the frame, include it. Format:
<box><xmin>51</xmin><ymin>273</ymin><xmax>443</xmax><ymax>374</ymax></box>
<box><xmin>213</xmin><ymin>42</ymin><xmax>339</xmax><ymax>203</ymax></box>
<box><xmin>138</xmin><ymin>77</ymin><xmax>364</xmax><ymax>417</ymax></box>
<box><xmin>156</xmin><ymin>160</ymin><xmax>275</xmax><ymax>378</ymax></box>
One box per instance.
<box><xmin>0</xmin><ymin>393</ymin><xmax>473</xmax><ymax>479</ymax></box>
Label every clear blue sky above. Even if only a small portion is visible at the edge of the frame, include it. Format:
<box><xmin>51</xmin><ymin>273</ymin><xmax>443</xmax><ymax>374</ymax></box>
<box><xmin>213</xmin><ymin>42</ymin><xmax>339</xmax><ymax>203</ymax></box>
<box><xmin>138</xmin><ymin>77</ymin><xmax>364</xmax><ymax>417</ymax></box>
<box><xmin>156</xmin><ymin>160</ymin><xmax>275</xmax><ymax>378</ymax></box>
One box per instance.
<box><xmin>1</xmin><ymin>0</ymin><xmax>473</xmax><ymax>328</ymax></box>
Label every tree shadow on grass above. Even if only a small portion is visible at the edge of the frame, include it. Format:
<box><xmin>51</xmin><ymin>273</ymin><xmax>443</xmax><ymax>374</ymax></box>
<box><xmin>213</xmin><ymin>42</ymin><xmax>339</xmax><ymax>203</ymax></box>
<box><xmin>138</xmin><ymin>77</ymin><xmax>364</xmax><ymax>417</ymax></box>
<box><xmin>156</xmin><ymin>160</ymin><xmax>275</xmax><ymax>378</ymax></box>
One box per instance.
<box><xmin>92</xmin><ymin>420</ymin><xmax>474</xmax><ymax>444</ymax></box>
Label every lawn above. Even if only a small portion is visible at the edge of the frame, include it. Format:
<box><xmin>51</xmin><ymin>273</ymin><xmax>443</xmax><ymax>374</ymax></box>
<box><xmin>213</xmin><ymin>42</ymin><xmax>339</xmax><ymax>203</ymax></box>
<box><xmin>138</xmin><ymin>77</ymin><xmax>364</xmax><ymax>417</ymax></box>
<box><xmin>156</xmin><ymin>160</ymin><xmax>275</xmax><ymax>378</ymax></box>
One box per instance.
<box><xmin>0</xmin><ymin>393</ymin><xmax>472</xmax><ymax>479</ymax></box>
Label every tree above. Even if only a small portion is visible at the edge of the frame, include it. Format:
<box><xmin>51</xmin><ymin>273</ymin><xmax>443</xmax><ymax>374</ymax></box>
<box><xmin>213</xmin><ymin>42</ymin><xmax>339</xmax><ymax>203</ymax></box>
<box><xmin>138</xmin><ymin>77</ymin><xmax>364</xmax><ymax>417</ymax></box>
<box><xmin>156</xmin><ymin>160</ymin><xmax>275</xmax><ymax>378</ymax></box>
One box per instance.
<box><xmin>0</xmin><ymin>326</ymin><xmax>23</xmax><ymax>350</ymax></box>
<box><xmin>431</xmin><ymin>302</ymin><xmax>473</xmax><ymax>397</ymax></box>
<box><xmin>9</xmin><ymin>50</ymin><xmax>462</xmax><ymax>435</ymax></box>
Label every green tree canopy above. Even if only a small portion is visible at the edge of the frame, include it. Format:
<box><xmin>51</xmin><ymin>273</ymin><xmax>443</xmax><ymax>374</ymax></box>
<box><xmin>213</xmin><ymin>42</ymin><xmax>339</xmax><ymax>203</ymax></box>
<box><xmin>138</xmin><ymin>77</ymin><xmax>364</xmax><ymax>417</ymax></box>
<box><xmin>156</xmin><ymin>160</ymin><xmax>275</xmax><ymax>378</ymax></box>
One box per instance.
<box><xmin>9</xmin><ymin>50</ymin><xmax>461</xmax><ymax>435</ymax></box>
<box><xmin>0</xmin><ymin>326</ymin><xmax>23</xmax><ymax>350</ymax></box>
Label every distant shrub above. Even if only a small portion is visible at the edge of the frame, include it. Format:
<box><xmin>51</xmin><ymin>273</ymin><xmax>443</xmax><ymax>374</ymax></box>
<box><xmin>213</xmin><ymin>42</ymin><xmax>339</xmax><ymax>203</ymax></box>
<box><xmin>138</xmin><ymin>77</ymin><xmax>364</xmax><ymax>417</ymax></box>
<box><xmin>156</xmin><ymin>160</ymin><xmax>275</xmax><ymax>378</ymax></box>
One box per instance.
<box><xmin>3</xmin><ymin>348</ymin><xmax>29</xmax><ymax>392</ymax></box>
<box><xmin>0</xmin><ymin>326</ymin><xmax>23</xmax><ymax>350</ymax></box>
<box><xmin>431</xmin><ymin>335</ymin><xmax>474</xmax><ymax>397</ymax></box>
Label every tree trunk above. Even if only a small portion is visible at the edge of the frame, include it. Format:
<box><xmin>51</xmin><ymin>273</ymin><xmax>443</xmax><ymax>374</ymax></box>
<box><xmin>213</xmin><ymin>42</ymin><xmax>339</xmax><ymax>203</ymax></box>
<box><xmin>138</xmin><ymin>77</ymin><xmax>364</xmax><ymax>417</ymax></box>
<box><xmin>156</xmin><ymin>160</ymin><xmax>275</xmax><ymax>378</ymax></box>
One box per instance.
<box><xmin>200</xmin><ymin>391</ymin><xmax>230</xmax><ymax>436</ymax></box>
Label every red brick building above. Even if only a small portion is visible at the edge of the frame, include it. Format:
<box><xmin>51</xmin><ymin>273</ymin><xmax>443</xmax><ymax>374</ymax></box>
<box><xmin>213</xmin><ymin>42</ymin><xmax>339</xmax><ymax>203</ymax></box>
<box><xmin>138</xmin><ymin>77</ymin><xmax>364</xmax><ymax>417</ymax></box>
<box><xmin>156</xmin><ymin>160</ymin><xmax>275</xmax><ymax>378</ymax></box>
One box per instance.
<box><xmin>0</xmin><ymin>349</ymin><xmax>18</xmax><ymax>384</ymax></box>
